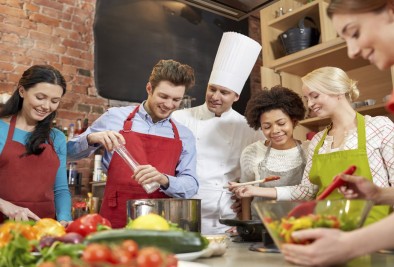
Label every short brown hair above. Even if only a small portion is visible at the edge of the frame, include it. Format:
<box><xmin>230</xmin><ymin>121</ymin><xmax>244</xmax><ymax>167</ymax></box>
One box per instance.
<box><xmin>149</xmin><ymin>59</ymin><xmax>195</xmax><ymax>91</ymax></box>
<box><xmin>245</xmin><ymin>85</ymin><xmax>306</xmax><ymax>130</ymax></box>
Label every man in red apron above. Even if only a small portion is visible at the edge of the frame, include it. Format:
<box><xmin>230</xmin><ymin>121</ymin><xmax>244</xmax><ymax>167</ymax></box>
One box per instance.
<box><xmin>67</xmin><ymin>59</ymin><xmax>199</xmax><ymax>228</ymax></box>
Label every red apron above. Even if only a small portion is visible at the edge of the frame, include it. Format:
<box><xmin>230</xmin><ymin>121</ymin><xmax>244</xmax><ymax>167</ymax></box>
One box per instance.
<box><xmin>100</xmin><ymin>105</ymin><xmax>183</xmax><ymax>228</ymax></box>
<box><xmin>0</xmin><ymin>116</ymin><xmax>58</xmax><ymax>222</ymax></box>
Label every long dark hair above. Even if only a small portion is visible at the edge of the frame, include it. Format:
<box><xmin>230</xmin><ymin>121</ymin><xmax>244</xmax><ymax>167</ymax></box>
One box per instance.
<box><xmin>0</xmin><ymin>65</ymin><xmax>67</xmax><ymax>155</ymax></box>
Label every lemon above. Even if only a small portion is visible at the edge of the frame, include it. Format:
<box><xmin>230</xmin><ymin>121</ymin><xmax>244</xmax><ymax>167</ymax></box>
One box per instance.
<box><xmin>129</xmin><ymin>213</ymin><xmax>170</xmax><ymax>231</ymax></box>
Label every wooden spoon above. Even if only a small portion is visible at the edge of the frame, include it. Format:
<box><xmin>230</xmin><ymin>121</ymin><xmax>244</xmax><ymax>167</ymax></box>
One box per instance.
<box><xmin>223</xmin><ymin>176</ymin><xmax>280</xmax><ymax>189</ymax></box>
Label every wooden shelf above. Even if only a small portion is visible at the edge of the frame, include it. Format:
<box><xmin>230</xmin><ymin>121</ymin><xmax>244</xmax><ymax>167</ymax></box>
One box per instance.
<box><xmin>90</xmin><ymin>181</ymin><xmax>106</xmax><ymax>186</ymax></box>
<box><xmin>267</xmin><ymin>1</ymin><xmax>320</xmax><ymax>30</ymax></box>
<box><xmin>300</xmin><ymin>103</ymin><xmax>388</xmax><ymax>128</ymax></box>
<box><xmin>268</xmin><ymin>38</ymin><xmax>369</xmax><ymax>76</ymax></box>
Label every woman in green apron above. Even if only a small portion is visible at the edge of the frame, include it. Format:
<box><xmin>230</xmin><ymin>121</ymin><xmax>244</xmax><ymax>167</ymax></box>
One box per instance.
<box><xmin>229</xmin><ymin>86</ymin><xmax>308</xmax><ymax>220</ymax></box>
<box><xmin>300</xmin><ymin>66</ymin><xmax>393</xmax><ymax>225</ymax></box>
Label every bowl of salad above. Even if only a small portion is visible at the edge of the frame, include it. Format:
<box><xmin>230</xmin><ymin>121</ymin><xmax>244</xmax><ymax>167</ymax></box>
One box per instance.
<box><xmin>253</xmin><ymin>199</ymin><xmax>373</xmax><ymax>248</ymax></box>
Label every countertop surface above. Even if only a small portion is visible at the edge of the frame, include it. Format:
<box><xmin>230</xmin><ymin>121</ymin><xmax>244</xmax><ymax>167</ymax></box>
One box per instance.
<box><xmin>195</xmin><ymin>240</ymin><xmax>394</xmax><ymax>267</ymax></box>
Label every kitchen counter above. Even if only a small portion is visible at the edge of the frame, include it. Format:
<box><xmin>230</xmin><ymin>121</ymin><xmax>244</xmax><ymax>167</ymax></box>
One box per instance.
<box><xmin>196</xmin><ymin>241</ymin><xmax>394</xmax><ymax>267</ymax></box>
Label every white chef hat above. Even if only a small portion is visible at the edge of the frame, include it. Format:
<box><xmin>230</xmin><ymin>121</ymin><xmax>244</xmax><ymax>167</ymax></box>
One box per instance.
<box><xmin>208</xmin><ymin>32</ymin><xmax>262</xmax><ymax>95</ymax></box>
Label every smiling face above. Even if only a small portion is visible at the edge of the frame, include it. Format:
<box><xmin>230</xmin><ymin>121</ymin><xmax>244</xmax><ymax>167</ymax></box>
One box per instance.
<box><xmin>260</xmin><ymin>109</ymin><xmax>296</xmax><ymax>150</ymax></box>
<box><xmin>302</xmin><ymin>85</ymin><xmax>339</xmax><ymax>118</ymax></box>
<box><xmin>19</xmin><ymin>82</ymin><xmax>63</xmax><ymax>124</ymax></box>
<box><xmin>332</xmin><ymin>7</ymin><xmax>394</xmax><ymax>70</ymax></box>
<box><xmin>145</xmin><ymin>80</ymin><xmax>185</xmax><ymax>122</ymax></box>
<box><xmin>205</xmin><ymin>84</ymin><xmax>239</xmax><ymax>117</ymax></box>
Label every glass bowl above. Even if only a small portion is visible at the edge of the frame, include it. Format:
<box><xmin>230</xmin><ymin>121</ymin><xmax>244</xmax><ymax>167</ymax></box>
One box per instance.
<box><xmin>253</xmin><ymin>199</ymin><xmax>373</xmax><ymax>248</ymax></box>
<box><xmin>200</xmin><ymin>234</ymin><xmax>229</xmax><ymax>257</ymax></box>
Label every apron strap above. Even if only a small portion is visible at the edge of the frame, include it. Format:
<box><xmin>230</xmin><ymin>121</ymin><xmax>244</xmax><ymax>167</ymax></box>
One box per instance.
<box><xmin>295</xmin><ymin>140</ymin><xmax>307</xmax><ymax>164</ymax></box>
<box><xmin>356</xmin><ymin>113</ymin><xmax>367</xmax><ymax>150</ymax></box>
<box><xmin>123</xmin><ymin>105</ymin><xmax>140</xmax><ymax>132</ymax></box>
<box><xmin>7</xmin><ymin>115</ymin><xmax>17</xmax><ymax>142</ymax></box>
<box><xmin>122</xmin><ymin>104</ymin><xmax>180</xmax><ymax>140</ymax></box>
<box><xmin>261</xmin><ymin>141</ymin><xmax>272</xmax><ymax>166</ymax></box>
<box><xmin>313</xmin><ymin>112</ymin><xmax>365</xmax><ymax>155</ymax></box>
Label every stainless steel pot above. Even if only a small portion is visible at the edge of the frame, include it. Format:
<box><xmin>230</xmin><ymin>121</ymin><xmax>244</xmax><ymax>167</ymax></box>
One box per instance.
<box><xmin>127</xmin><ymin>199</ymin><xmax>201</xmax><ymax>232</ymax></box>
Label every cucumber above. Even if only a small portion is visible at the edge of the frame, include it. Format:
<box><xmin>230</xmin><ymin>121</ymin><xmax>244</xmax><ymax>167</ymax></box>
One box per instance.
<box><xmin>85</xmin><ymin>229</ymin><xmax>209</xmax><ymax>254</ymax></box>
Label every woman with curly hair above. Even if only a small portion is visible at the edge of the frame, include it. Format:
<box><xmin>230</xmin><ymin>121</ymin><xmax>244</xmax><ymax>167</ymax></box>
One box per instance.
<box><xmin>229</xmin><ymin>85</ymin><xmax>308</xmax><ymax>220</ymax></box>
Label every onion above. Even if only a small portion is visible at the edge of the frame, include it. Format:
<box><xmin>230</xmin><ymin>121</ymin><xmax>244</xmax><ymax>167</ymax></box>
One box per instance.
<box><xmin>58</xmin><ymin>232</ymin><xmax>84</xmax><ymax>244</ymax></box>
<box><xmin>39</xmin><ymin>236</ymin><xmax>58</xmax><ymax>249</ymax></box>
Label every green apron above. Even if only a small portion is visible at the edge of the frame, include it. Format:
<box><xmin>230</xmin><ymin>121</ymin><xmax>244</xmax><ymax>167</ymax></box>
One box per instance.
<box><xmin>309</xmin><ymin>113</ymin><xmax>389</xmax><ymax>225</ymax></box>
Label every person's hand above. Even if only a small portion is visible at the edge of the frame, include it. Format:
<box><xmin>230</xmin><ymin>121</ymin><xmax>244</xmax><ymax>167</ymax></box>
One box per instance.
<box><xmin>281</xmin><ymin>228</ymin><xmax>354</xmax><ymax>266</ymax></box>
<box><xmin>231</xmin><ymin>195</ymin><xmax>242</xmax><ymax>216</ymax></box>
<box><xmin>0</xmin><ymin>199</ymin><xmax>40</xmax><ymax>221</ymax></box>
<box><xmin>339</xmin><ymin>174</ymin><xmax>381</xmax><ymax>203</ymax></box>
<box><xmin>229</xmin><ymin>184</ymin><xmax>259</xmax><ymax>198</ymax></box>
<box><xmin>86</xmin><ymin>131</ymin><xmax>125</xmax><ymax>151</ymax></box>
<box><xmin>133</xmin><ymin>165</ymin><xmax>169</xmax><ymax>187</ymax></box>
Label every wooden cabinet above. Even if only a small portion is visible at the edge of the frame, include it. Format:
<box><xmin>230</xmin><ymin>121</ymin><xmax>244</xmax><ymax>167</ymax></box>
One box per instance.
<box><xmin>259</xmin><ymin>0</ymin><xmax>394</xmax><ymax>140</ymax></box>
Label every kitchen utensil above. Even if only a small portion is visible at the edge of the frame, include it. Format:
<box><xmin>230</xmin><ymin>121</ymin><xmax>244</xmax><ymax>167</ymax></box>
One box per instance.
<box><xmin>287</xmin><ymin>165</ymin><xmax>357</xmax><ymax>218</ymax></box>
<box><xmin>254</xmin><ymin>199</ymin><xmax>372</xmax><ymax>248</ymax></box>
<box><xmin>114</xmin><ymin>144</ymin><xmax>160</xmax><ymax>194</ymax></box>
<box><xmin>219</xmin><ymin>219</ymin><xmax>269</xmax><ymax>243</ymax></box>
<box><xmin>222</xmin><ymin>176</ymin><xmax>280</xmax><ymax>189</ymax></box>
<box><xmin>127</xmin><ymin>199</ymin><xmax>201</xmax><ymax>232</ymax></box>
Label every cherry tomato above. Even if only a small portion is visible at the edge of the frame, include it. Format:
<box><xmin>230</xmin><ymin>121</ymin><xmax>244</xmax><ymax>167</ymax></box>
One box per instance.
<box><xmin>111</xmin><ymin>247</ymin><xmax>135</xmax><ymax>264</ymax></box>
<box><xmin>166</xmin><ymin>254</ymin><xmax>178</xmax><ymax>267</ymax></box>
<box><xmin>121</xmin><ymin>240</ymin><xmax>139</xmax><ymax>259</ymax></box>
<box><xmin>137</xmin><ymin>247</ymin><xmax>164</xmax><ymax>267</ymax></box>
<box><xmin>82</xmin><ymin>243</ymin><xmax>112</xmax><ymax>263</ymax></box>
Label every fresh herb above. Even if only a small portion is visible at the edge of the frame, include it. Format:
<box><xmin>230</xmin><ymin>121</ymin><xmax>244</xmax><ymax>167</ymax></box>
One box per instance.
<box><xmin>0</xmin><ymin>231</ymin><xmax>38</xmax><ymax>267</ymax></box>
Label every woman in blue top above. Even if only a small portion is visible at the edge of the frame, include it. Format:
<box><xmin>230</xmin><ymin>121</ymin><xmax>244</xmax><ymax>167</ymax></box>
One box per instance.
<box><xmin>0</xmin><ymin>65</ymin><xmax>72</xmax><ymax>225</ymax></box>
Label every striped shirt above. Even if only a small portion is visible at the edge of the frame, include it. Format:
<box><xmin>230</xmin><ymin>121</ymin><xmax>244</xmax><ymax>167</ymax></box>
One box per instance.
<box><xmin>276</xmin><ymin>115</ymin><xmax>394</xmax><ymax>200</ymax></box>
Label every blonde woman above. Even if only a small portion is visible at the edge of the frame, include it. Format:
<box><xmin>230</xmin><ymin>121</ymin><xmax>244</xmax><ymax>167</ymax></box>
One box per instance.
<box><xmin>298</xmin><ymin>66</ymin><xmax>394</xmax><ymax>225</ymax></box>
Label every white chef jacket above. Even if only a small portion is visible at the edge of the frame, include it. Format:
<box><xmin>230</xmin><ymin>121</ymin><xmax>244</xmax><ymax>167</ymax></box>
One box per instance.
<box><xmin>172</xmin><ymin>103</ymin><xmax>263</xmax><ymax>234</ymax></box>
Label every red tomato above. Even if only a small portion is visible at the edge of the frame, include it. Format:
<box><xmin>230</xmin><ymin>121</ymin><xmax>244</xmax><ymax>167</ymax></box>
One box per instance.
<box><xmin>166</xmin><ymin>254</ymin><xmax>178</xmax><ymax>267</ymax></box>
<box><xmin>111</xmin><ymin>247</ymin><xmax>135</xmax><ymax>264</ymax></box>
<box><xmin>121</xmin><ymin>240</ymin><xmax>139</xmax><ymax>259</ymax></box>
<box><xmin>82</xmin><ymin>243</ymin><xmax>112</xmax><ymax>263</ymax></box>
<box><xmin>137</xmin><ymin>247</ymin><xmax>164</xmax><ymax>267</ymax></box>
<box><xmin>66</xmin><ymin>214</ymin><xmax>111</xmax><ymax>237</ymax></box>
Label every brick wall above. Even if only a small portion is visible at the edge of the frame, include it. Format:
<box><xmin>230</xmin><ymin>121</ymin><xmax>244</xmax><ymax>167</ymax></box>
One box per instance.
<box><xmin>0</xmin><ymin>0</ymin><xmax>105</xmax><ymax>194</ymax></box>
<box><xmin>249</xmin><ymin>14</ymin><xmax>263</xmax><ymax>95</ymax></box>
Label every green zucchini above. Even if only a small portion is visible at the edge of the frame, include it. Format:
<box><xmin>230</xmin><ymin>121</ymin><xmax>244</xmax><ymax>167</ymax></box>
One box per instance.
<box><xmin>85</xmin><ymin>229</ymin><xmax>209</xmax><ymax>254</ymax></box>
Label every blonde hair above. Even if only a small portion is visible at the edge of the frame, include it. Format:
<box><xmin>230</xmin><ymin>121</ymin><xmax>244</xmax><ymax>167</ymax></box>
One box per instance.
<box><xmin>301</xmin><ymin>67</ymin><xmax>359</xmax><ymax>102</ymax></box>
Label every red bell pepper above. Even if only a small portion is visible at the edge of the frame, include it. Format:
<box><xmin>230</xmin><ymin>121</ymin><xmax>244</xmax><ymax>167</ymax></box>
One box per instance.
<box><xmin>66</xmin><ymin>214</ymin><xmax>111</xmax><ymax>237</ymax></box>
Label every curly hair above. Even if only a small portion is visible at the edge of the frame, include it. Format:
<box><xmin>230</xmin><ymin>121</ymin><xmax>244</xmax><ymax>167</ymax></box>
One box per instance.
<box><xmin>245</xmin><ymin>85</ymin><xmax>306</xmax><ymax>130</ymax></box>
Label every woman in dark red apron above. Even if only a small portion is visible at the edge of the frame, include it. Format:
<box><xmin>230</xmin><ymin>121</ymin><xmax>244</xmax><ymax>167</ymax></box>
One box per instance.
<box><xmin>0</xmin><ymin>65</ymin><xmax>72</xmax><ymax>225</ymax></box>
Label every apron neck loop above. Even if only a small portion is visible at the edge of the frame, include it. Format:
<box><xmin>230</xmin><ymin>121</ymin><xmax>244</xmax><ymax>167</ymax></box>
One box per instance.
<box><xmin>313</xmin><ymin>112</ymin><xmax>365</xmax><ymax>154</ymax></box>
<box><xmin>123</xmin><ymin>105</ymin><xmax>140</xmax><ymax>132</ymax></box>
<box><xmin>7</xmin><ymin>115</ymin><xmax>17</xmax><ymax>142</ymax></box>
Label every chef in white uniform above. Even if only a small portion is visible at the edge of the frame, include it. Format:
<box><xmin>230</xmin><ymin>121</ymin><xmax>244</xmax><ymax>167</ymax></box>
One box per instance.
<box><xmin>172</xmin><ymin>32</ymin><xmax>263</xmax><ymax>234</ymax></box>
